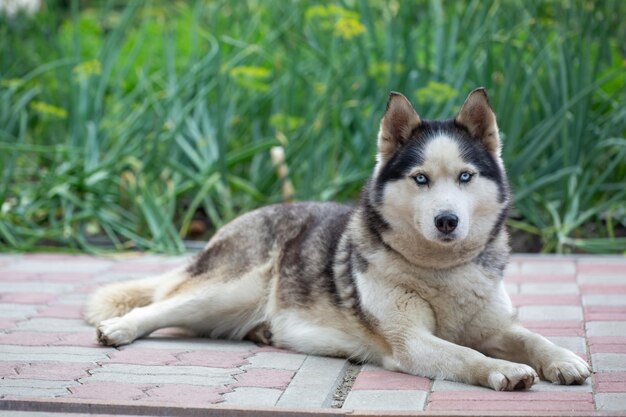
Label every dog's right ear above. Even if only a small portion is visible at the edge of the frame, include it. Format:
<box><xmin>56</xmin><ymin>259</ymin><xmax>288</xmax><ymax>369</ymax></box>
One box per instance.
<box><xmin>377</xmin><ymin>92</ymin><xmax>421</xmax><ymax>162</ymax></box>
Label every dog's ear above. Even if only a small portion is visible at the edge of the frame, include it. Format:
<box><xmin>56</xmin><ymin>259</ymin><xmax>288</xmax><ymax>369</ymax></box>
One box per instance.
<box><xmin>377</xmin><ymin>92</ymin><xmax>421</xmax><ymax>162</ymax></box>
<box><xmin>456</xmin><ymin>88</ymin><xmax>501</xmax><ymax>154</ymax></box>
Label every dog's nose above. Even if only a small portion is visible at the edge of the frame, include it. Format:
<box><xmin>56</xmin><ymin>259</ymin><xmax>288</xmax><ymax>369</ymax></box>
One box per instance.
<box><xmin>435</xmin><ymin>212</ymin><xmax>458</xmax><ymax>234</ymax></box>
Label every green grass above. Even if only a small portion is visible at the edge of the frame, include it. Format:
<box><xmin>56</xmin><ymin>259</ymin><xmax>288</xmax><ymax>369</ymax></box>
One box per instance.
<box><xmin>1</xmin><ymin>0</ymin><xmax>625</xmax><ymax>254</ymax></box>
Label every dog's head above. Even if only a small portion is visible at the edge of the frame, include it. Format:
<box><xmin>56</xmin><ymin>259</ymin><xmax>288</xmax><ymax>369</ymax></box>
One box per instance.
<box><xmin>370</xmin><ymin>88</ymin><xmax>510</xmax><ymax>267</ymax></box>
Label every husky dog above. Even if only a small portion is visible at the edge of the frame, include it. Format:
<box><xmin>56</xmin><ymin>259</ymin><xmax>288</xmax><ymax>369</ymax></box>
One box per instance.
<box><xmin>86</xmin><ymin>89</ymin><xmax>590</xmax><ymax>390</ymax></box>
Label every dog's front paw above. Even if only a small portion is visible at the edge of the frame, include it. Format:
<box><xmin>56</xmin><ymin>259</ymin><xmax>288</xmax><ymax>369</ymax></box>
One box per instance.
<box><xmin>540</xmin><ymin>352</ymin><xmax>591</xmax><ymax>385</ymax></box>
<box><xmin>96</xmin><ymin>317</ymin><xmax>137</xmax><ymax>347</ymax></box>
<box><xmin>488</xmin><ymin>362</ymin><xmax>538</xmax><ymax>391</ymax></box>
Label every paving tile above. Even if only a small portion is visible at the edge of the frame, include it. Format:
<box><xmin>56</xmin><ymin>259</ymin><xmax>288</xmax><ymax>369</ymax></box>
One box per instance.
<box><xmin>586</xmin><ymin>321</ymin><xmax>626</xmax><ymax>337</ymax></box>
<box><xmin>36</xmin><ymin>305</ymin><xmax>84</xmax><ymax>319</ymax></box>
<box><xmin>0</xmin><ymin>303</ymin><xmax>40</xmax><ymax>319</ymax></box>
<box><xmin>505</xmin><ymin>273</ymin><xmax>576</xmax><ymax>283</ymax></box>
<box><xmin>176</xmin><ymin>350</ymin><xmax>250</xmax><ymax>368</ymax></box>
<box><xmin>145</xmin><ymin>384</ymin><xmax>226</xmax><ymax>405</ymax></box>
<box><xmin>105</xmin><ymin>348</ymin><xmax>181</xmax><ymax>365</ymax></box>
<box><xmin>128</xmin><ymin>337</ymin><xmax>255</xmax><ymax>352</ymax></box>
<box><xmin>595</xmin><ymin>393</ymin><xmax>626</xmax><ymax>411</ymax></box>
<box><xmin>343</xmin><ymin>389</ymin><xmax>427</xmax><ymax>411</ymax></box>
<box><xmin>520</xmin><ymin>283</ymin><xmax>580</xmax><ymax>294</ymax></box>
<box><xmin>518</xmin><ymin>305</ymin><xmax>583</xmax><ymax>321</ymax></box>
<box><xmin>68</xmin><ymin>381</ymin><xmax>150</xmax><ymax>401</ymax></box>
<box><xmin>577</xmin><ymin>262</ymin><xmax>626</xmax><ymax>275</ymax></box>
<box><xmin>1</xmin><ymin>386</ymin><xmax>70</xmax><ymax>398</ymax></box>
<box><xmin>0</xmin><ymin>318</ymin><xmax>16</xmax><ymax>330</ymax></box>
<box><xmin>583</xmin><ymin>294</ymin><xmax>626</xmax><ymax>306</ymax></box>
<box><xmin>48</xmin><ymin>293</ymin><xmax>88</xmax><ymax>306</ymax></box>
<box><xmin>352</xmin><ymin>370</ymin><xmax>430</xmax><ymax>390</ymax></box>
<box><xmin>5</xmin><ymin>362</ymin><xmax>92</xmax><ymax>380</ymax></box>
<box><xmin>0</xmin><ymin>345</ymin><xmax>110</xmax><ymax>363</ymax></box>
<box><xmin>431</xmin><ymin>379</ymin><xmax>491</xmax><ymax>391</ymax></box>
<box><xmin>578</xmin><ymin>274</ymin><xmax>626</xmax><ymax>284</ymax></box>
<box><xmin>0</xmin><ymin>332</ymin><xmax>63</xmax><ymax>346</ymax></box>
<box><xmin>594</xmin><ymin>371</ymin><xmax>626</xmax><ymax>392</ymax></box>
<box><xmin>0</xmin><ymin>293</ymin><xmax>57</xmax><ymax>304</ymax></box>
<box><xmin>546</xmin><ymin>336</ymin><xmax>587</xmax><ymax>353</ymax></box>
<box><xmin>511</xmin><ymin>294</ymin><xmax>580</xmax><ymax>306</ymax></box>
<box><xmin>581</xmin><ymin>284</ymin><xmax>626</xmax><ymax>294</ymax></box>
<box><xmin>15</xmin><ymin>318</ymin><xmax>92</xmax><ymax>333</ymax></box>
<box><xmin>234</xmin><ymin>368</ymin><xmax>294</xmax><ymax>389</ymax></box>
<box><xmin>0</xmin><ymin>379</ymin><xmax>79</xmax><ymax>389</ymax></box>
<box><xmin>426</xmin><ymin>391</ymin><xmax>594</xmax><ymax>411</ymax></box>
<box><xmin>276</xmin><ymin>355</ymin><xmax>348</xmax><ymax>408</ymax></box>
<box><xmin>588</xmin><ymin>336</ymin><xmax>626</xmax><ymax>353</ymax></box>
<box><xmin>5</xmin><ymin>260</ymin><xmax>112</xmax><ymax>274</ymax></box>
<box><xmin>592</xmin><ymin>353</ymin><xmax>626</xmax><ymax>371</ymax></box>
<box><xmin>529</xmin><ymin>380</ymin><xmax>592</xmax><ymax>392</ymax></box>
<box><xmin>0</xmin><ymin>282</ymin><xmax>73</xmax><ymax>294</ymax></box>
<box><xmin>221</xmin><ymin>387</ymin><xmax>282</xmax><ymax>406</ymax></box>
<box><xmin>585</xmin><ymin>306</ymin><xmax>626</xmax><ymax>321</ymax></box>
<box><xmin>85</xmin><ymin>365</ymin><xmax>238</xmax><ymax>386</ymax></box>
<box><xmin>243</xmin><ymin>351</ymin><xmax>306</xmax><ymax>371</ymax></box>
<box><xmin>520</xmin><ymin>261</ymin><xmax>577</xmax><ymax>275</ymax></box>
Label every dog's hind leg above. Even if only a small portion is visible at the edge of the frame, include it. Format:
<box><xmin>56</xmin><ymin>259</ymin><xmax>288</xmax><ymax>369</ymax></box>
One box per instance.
<box><xmin>96</xmin><ymin>266</ymin><xmax>270</xmax><ymax>346</ymax></box>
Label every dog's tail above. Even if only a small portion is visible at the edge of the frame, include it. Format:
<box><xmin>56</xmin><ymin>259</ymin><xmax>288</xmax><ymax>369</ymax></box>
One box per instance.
<box><xmin>84</xmin><ymin>266</ymin><xmax>186</xmax><ymax>325</ymax></box>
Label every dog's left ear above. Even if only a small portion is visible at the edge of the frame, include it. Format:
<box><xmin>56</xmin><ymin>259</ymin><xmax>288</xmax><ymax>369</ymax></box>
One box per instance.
<box><xmin>456</xmin><ymin>88</ymin><xmax>501</xmax><ymax>154</ymax></box>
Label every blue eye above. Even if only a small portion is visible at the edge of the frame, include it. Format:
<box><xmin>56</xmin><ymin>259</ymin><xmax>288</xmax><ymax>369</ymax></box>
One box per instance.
<box><xmin>414</xmin><ymin>174</ymin><xmax>429</xmax><ymax>185</ymax></box>
<box><xmin>459</xmin><ymin>172</ymin><xmax>473</xmax><ymax>183</ymax></box>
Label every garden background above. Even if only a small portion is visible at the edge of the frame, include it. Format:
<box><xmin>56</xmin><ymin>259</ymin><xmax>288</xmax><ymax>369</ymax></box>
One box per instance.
<box><xmin>1</xmin><ymin>0</ymin><xmax>625</xmax><ymax>254</ymax></box>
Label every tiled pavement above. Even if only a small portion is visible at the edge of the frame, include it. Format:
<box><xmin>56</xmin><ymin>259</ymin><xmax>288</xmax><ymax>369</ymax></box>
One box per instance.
<box><xmin>0</xmin><ymin>253</ymin><xmax>625</xmax><ymax>416</ymax></box>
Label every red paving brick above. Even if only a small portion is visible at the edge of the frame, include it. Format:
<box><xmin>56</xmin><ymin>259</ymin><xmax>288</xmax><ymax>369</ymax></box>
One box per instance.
<box><xmin>511</xmin><ymin>294</ymin><xmax>581</xmax><ymax>306</ymax></box>
<box><xmin>580</xmin><ymin>284</ymin><xmax>626</xmax><ymax>294</ymax></box>
<box><xmin>577</xmin><ymin>263</ymin><xmax>626</xmax><ymax>274</ymax></box>
<box><xmin>0</xmin><ymin>293</ymin><xmax>57</xmax><ymax>303</ymax></box>
<box><xmin>505</xmin><ymin>273</ymin><xmax>577</xmax><ymax>283</ymax></box>
<box><xmin>68</xmin><ymin>381</ymin><xmax>151</xmax><ymax>401</ymax></box>
<box><xmin>145</xmin><ymin>384</ymin><xmax>227</xmax><ymax>405</ymax></box>
<box><xmin>588</xmin><ymin>336</ymin><xmax>626</xmax><ymax>354</ymax></box>
<box><xmin>585</xmin><ymin>306</ymin><xmax>626</xmax><ymax>321</ymax></box>
<box><xmin>594</xmin><ymin>372</ymin><xmax>626</xmax><ymax>392</ymax></box>
<box><xmin>521</xmin><ymin>320</ymin><xmax>585</xmax><ymax>336</ymax></box>
<box><xmin>176</xmin><ymin>350</ymin><xmax>250</xmax><ymax>368</ymax></box>
<box><xmin>427</xmin><ymin>391</ymin><xmax>594</xmax><ymax>411</ymax></box>
<box><xmin>8</xmin><ymin>362</ymin><xmax>91</xmax><ymax>380</ymax></box>
<box><xmin>352</xmin><ymin>370</ymin><xmax>430</xmax><ymax>390</ymax></box>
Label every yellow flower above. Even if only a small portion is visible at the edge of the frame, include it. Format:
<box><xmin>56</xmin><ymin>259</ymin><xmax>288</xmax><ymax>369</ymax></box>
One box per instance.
<box><xmin>30</xmin><ymin>101</ymin><xmax>68</xmax><ymax>119</ymax></box>
<box><xmin>73</xmin><ymin>59</ymin><xmax>102</xmax><ymax>79</ymax></box>
<box><xmin>333</xmin><ymin>17</ymin><xmax>365</xmax><ymax>40</ymax></box>
<box><xmin>414</xmin><ymin>81</ymin><xmax>458</xmax><ymax>105</ymax></box>
<box><xmin>228</xmin><ymin>65</ymin><xmax>271</xmax><ymax>92</ymax></box>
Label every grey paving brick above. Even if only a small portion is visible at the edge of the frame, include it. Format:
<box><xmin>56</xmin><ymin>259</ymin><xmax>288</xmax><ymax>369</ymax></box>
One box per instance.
<box><xmin>520</xmin><ymin>283</ymin><xmax>579</xmax><ymax>294</ymax></box>
<box><xmin>582</xmin><ymin>294</ymin><xmax>626</xmax><ymax>306</ymax></box>
<box><xmin>578</xmin><ymin>274</ymin><xmax>626</xmax><ymax>284</ymax></box>
<box><xmin>221</xmin><ymin>387</ymin><xmax>282</xmax><ymax>406</ymax></box>
<box><xmin>15</xmin><ymin>318</ymin><xmax>92</xmax><ymax>333</ymax></box>
<box><xmin>0</xmin><ymin>282</ymin><xmax>73</xmax><ymax>294</ymax></box>
<box><xmin>0</xmin><ymin>345</ymin><xmax>109</xmax><ymax>363</ymax></box>
<box><xmin>342</xmin><ymin>390</ymin><xmax>427</xmax><ymax>411</ymax></box>
<box><xmin>592</xmin><ymin>353</ymin><xmax>626</xmax><ymax>371</ymax></box>
<box><xmin>0</xmin><ymin>379</ymin><xmax>79</xmax><ymax>389</ymax></box>
<box><xmin>530</xmin><ymin>380</ymin><xmax>592</xmax><ymax>391</ymax></box>
<box><xmin>129</xmin><ymin>337</ymin><xmax>255</xmax><ymax>351</ymax></box>
<box><xmin>504</xmin><ymin>282</ymin><xmax>519</xmax><ymax>295</ymax></box>
<box><xmin>0</xmin><ymin>386</ymin><xmax>69</xmax><ymax>397</ymax></box>
<box><xmin>586</xmin><ymin>321</ymin><xmax>626</xmax><ymax>337</ymax></box>
<box><xmin>0</xmin><ymin>303</ymin><xmax>40</xmax><ymax>319</ymax></box>
<box><xmin>517</xmin><ymin>305</ymin><xmax>583</xmax><ymax>321</ymax></box>
<box><xmin>520</xmin><ymin>261</ymin><xmax>576</xmax><ymax>275</ymax></box>
<box><xmin>92</xmin><ymin>363</ymin><xmax>239</xmax><ymax>377</ymax></box>
<box><xmin>276</xmin><ymin>355</ymin><xmax>348</xmax><ymax>408</ymax></box>
<box><xmin>49</xmin><ymin>294</ymin><xmax>87</xmax><ymax>306</ymax></box>
<box><xmin>431</xmin><ymin>379</ymin><xmax>489</xmax><ymax>391</ymax></box>
<box><xmin>6</xmin><ymin>260</ymin><xmax>112</xmax><ymax>274</ymax></box>
<box><xmin>596</xmin><ymin>393</ymin><xmax>626</xmax><ymax>411</ymax></box>
<box><xmin>84</xmin><ymin>366</ymin><xmax>237</xmax><ymax>386</ymax></box>
<box><xmin>244</xmin><ymin>352</ymin><xmax>307</xmax><ymax>371</ymax></box>
<box><xmin>546</xmin><ymin>336</ymin><xmax>587</xmax><ymax>353</ymax></box>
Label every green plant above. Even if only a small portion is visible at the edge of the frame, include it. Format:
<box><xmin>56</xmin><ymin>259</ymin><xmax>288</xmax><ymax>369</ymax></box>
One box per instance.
<box><xmin>0</xmin><ymin>0</ymin><xmax>624</xmax><ymax>254</ymax></box>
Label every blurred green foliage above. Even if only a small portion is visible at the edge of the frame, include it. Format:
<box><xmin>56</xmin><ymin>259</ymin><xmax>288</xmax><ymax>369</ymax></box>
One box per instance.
<box><xmin>0</xmin><ymin>0</ymin><xmax>625</xmax><ymax>253</ymax></box>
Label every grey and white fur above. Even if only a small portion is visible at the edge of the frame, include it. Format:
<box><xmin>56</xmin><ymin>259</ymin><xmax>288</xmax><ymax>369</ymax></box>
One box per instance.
<box><xmin>85</xmin><ymin>88</ymin><xmax>590</xmax><ymax>390</ymax></box>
